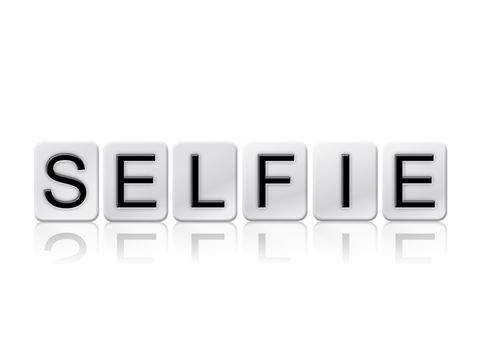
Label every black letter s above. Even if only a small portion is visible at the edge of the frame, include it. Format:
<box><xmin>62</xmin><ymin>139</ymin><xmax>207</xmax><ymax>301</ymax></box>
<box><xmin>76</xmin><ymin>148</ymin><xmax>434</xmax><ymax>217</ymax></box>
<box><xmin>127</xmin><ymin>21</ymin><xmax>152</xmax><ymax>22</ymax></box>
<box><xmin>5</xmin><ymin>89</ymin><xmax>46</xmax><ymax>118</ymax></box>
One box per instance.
<box><xmin>44</xmin><ymin>154</ymin><xmax>87</xmax><ymax>209</ymax></box>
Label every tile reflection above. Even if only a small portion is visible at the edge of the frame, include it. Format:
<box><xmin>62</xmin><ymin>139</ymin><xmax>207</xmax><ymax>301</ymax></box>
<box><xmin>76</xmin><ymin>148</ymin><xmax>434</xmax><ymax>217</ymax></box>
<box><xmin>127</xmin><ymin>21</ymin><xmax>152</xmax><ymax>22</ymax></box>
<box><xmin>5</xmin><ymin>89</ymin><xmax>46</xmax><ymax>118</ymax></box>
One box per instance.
<box><xmin>243</xmin><ymin>222</ymin><xmax>307</xmax><ymax>263</ymax></box>
<box><xmin>382</xmin><ymin>222</ymin><xmax>447</xmax><ymax>263</ymax></box>
<box><xmin>34</xmin><ymin>223</ymin><xmax>98</xmax><ymax>263</ymax></box>
<box><xmin>172</xmin><ymin>223</ymin><xmax>237</xmax><ymax>263</ymax></box>
<box><xmin>103</xmin><ymin>223</ymin><xmax>168</xmax><ymax>263</ymax></box>
<box><xmin>313</xmin><ymin>222</ymin><xmax>377</xmax><ymax>263</ymax></box>
<box><xmin>33</xmin><ymin>221</ymin><xmax>448</xmax><ymax>264</ymax></box>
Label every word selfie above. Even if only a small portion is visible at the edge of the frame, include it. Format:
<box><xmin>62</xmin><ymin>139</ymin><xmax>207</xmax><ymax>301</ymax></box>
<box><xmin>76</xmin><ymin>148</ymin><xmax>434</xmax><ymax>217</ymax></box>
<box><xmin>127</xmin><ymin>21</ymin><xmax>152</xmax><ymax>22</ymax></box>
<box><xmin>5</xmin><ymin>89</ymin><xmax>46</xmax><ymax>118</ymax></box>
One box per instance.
<box><xmin>34</xmin><ymin>142</ymin><xmax>447</xmax><ymax>222</ymax></box>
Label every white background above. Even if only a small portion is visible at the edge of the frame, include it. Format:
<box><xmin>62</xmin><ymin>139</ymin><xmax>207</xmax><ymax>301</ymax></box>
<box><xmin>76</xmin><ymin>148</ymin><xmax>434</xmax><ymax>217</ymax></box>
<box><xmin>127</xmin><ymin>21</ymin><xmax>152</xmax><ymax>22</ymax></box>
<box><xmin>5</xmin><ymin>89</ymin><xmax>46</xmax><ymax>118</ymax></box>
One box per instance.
<box><xmin>1</xmin><ymin>0</ymin><xmax>480</xmax><ymax>349</ymax></box>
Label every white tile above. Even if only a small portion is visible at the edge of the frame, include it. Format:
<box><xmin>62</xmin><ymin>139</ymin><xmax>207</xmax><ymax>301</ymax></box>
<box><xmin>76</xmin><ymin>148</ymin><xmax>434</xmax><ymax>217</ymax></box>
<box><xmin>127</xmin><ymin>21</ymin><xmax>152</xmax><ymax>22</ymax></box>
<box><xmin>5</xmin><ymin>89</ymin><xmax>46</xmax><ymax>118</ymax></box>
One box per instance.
<box><xmin>173</xmin><ymin>142</ymin><xmax>237</xmax><ymax>221</ymax></box>
<box><xmin>313</xmin><ymin>142</ymin><xmax>377</xmax><ymax>220</ymax></box>
<box><xmin>104</xmin><ymin>142</ymin><xmax>168</xmax><ymax>221</ymax></box>
<box><xmin>383</xmin><ymin>143</ymin><xmax>447</xmax><ymax>220</ymax></box>
<box><xmin>243</xmin><ymin>143</ymin><xmax>307</xmax><ymax>220</ymax></box>
<box><xmin>34</xmin><ymin>142</ymin><xmax>98</xmax><ymax>221</ymax></box>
